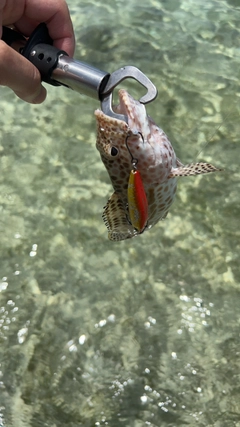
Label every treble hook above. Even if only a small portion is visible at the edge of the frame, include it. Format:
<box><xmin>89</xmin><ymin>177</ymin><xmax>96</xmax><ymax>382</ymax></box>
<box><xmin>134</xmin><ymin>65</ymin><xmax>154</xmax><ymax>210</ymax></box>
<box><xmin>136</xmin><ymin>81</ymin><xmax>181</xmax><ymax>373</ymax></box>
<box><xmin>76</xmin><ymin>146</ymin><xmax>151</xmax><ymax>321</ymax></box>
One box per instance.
<box><xmin>101</xmin><ymin>66</ymin><xmax>158</xmax><ymax>123</ymax></box>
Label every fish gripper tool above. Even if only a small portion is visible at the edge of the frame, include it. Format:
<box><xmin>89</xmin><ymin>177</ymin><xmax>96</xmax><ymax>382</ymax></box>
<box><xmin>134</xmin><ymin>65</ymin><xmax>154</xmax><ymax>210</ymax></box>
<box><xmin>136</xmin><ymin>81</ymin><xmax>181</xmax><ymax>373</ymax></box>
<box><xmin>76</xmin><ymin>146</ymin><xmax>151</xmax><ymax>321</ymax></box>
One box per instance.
<box><xmin>2</xmin><ymin>23</ymin><xmax>158</xmax><ymax>123</ymax></box>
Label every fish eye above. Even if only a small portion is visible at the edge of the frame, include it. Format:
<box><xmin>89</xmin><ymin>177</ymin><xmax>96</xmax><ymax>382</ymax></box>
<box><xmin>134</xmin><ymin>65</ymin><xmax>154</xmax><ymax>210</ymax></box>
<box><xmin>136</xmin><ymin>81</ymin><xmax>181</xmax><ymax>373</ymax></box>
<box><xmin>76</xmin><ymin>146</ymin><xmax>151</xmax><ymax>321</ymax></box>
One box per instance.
<box><xmin>111</xmin><ymin>146</ymin><xmax>118</xmax><ymax>156</ymax></box>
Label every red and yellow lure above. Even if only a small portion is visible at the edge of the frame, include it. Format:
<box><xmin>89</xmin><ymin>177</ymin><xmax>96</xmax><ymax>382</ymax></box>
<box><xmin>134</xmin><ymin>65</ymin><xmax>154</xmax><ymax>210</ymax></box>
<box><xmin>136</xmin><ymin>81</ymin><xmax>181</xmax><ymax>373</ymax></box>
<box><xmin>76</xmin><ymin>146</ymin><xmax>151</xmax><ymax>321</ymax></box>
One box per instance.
<box><xmin>128</xmin><ymin>166</ymin><xmax>148</xmax><ymax>232</ymax></box>
<box><xmin>126</xmin><ymin>134</ymin><xmax>148</xmax><ymax>233</ymax></box>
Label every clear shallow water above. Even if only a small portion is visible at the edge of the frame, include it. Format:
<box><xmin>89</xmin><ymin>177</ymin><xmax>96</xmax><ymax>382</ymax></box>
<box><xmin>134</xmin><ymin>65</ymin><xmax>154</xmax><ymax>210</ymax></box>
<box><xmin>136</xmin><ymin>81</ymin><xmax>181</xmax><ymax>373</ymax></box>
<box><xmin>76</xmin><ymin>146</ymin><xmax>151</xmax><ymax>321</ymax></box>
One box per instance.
<box><xmin>0</xmin><ymin>0</ymin><xmax>240</xmax><ymax>426</ymax></box>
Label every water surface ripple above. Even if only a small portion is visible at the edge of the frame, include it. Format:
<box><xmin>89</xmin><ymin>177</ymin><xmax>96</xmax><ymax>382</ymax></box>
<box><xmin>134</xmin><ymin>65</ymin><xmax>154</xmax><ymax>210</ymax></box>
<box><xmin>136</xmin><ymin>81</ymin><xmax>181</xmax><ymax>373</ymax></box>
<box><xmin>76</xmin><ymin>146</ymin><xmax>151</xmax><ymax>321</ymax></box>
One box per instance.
<box><xmin>0</xmin><ymin>0</ymin><xmax>239</xmax><ymax>426</ymax></box>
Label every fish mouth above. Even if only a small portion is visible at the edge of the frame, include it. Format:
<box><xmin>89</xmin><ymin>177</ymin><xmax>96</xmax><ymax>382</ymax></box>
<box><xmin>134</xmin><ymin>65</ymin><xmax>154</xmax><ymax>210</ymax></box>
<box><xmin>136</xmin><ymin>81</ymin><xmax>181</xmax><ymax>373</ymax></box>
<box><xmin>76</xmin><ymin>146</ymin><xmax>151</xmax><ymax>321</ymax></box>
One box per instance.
<box><xmin>113</xmin><ymin>89</ymin><xmax>146</xmax><ymax>126</ymax></box>
<box><xmin>113</xmin><ymin>89</ymin><xmax>151</xmax><ymax>141</ymax></box>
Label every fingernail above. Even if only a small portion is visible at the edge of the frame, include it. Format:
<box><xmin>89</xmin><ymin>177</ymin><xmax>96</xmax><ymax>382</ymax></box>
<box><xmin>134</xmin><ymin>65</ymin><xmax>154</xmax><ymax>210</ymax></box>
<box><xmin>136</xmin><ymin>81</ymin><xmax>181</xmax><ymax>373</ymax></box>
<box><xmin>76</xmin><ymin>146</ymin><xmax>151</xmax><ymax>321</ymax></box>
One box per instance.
<box><xmin>32</xmin><ymin>85</ymin><xmax>47</xmax><ymax>104</ymax></box>
<box><xmin>15</xmin><ymin>84</ymin><xmax>47</xmax><ymax>104</ymax></box>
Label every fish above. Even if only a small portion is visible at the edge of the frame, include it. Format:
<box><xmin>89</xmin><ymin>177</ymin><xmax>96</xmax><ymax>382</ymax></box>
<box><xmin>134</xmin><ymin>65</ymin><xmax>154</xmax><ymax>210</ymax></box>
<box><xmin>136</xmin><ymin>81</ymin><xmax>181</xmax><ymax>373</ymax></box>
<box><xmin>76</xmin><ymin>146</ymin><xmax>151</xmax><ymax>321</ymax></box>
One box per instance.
<box><xmin>95</xmin><ymin>89</ymin><xmax>221</xmax><ymax>241</ymax></box>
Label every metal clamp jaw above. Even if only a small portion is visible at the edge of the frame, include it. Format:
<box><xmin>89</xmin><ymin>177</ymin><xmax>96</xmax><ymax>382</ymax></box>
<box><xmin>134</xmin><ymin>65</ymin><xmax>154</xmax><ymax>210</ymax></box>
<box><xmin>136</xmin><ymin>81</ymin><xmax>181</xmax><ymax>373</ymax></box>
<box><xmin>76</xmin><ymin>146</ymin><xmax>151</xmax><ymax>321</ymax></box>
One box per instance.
<box><xmin>2</xmin><ymin>23</ymin><xmax>158</xmax><ymax>123</ymax></box>
<box><xmin>100</xmin><ymin>66</ymin><xmax>157</xmax><ymax>122</ymax></box>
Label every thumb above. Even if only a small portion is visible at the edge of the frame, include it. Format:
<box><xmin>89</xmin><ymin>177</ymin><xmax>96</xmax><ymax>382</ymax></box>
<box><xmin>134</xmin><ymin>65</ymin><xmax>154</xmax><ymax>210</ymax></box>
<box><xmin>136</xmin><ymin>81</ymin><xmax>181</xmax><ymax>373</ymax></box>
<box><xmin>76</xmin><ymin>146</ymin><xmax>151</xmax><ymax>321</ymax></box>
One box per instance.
<box><xmin>0</xmin><ymin>40</ymin><xmax>46</xmax><ymax>103</ymax></box>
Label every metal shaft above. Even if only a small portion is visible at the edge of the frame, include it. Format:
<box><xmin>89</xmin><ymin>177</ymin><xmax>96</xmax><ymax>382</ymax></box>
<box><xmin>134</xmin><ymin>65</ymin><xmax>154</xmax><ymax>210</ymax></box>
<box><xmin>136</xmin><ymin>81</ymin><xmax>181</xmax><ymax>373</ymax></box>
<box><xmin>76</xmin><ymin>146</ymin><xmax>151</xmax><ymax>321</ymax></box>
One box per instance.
<box><xmin>52</xmin><ymin>55</ymin><xmax>110</xmax><ymax>100</ymax></box>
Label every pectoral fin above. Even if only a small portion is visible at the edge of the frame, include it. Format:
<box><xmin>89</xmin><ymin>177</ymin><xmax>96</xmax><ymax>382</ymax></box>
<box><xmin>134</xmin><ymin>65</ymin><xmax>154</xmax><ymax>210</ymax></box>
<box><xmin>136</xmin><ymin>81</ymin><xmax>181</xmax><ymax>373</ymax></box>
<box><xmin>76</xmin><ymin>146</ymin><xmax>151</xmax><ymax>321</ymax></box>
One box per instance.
<box><xmin>168</xmin><ymin>162</ymin><xmax>222</xmax><ymax>178</ymax></box>
<box><xmin>102</xmin><ymin>193</ymin><xmax>137</xmax><ymax>241</ymax></box>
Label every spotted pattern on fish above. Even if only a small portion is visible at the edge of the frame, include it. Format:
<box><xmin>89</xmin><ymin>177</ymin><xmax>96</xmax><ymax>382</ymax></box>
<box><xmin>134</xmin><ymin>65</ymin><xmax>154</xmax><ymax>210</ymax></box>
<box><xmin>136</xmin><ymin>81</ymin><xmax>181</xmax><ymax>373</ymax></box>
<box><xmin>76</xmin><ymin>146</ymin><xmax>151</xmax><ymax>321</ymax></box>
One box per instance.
<box><xmin>95</xmin><ymin>89</ymin><xmax>221</xmax><ymax>241</ymax></box>
<box><xmin>168</xmin><ymin>161</ymin><xmax>220</xmax><ymax>177</ymax></box>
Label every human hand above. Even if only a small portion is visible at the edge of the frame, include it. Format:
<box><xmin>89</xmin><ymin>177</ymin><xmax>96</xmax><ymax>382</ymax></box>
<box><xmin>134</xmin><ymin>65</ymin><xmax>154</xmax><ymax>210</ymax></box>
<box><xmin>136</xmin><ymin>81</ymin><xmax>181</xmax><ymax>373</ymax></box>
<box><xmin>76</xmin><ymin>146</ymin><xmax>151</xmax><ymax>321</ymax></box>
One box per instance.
<box><xmin>0</xmin><ymin>0</ymin><xmax>75</xmax><ymax>103</ymax></box>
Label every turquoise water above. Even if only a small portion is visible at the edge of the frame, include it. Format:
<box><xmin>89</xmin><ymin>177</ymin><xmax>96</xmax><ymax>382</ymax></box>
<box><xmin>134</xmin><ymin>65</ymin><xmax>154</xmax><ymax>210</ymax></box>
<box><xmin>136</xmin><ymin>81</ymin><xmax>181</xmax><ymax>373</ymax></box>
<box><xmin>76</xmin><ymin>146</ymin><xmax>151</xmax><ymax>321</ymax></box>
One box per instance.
<box><xmin>0</xmin><ymin>0</ymin><xmax>240</xmax><ymax>426</ymax></box>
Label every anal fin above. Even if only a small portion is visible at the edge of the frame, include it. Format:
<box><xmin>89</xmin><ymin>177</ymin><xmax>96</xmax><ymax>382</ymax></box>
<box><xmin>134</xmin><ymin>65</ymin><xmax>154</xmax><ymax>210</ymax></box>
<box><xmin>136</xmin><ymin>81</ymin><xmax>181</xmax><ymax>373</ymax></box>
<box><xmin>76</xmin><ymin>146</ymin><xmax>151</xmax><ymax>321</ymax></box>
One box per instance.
<box><xmin>102</xmin><ymin>193</ymin><xmax>137</xmax><ymax>241</ymax></box>
<box><xmin>168</xmin><ymin>162</ymin><xmax>222</xmax><ymax>178</ymax></box>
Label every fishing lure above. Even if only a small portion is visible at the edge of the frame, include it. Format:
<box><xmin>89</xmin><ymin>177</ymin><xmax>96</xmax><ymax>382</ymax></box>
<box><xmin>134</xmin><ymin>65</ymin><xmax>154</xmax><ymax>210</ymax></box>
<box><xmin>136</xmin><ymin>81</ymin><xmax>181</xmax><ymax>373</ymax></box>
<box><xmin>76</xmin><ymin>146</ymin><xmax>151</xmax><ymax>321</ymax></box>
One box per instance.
<box><xmin>126</xmin><ymin>134</ymin><xmax>148</xmax><ymax>232</ymax></box>
<box><xmin>128</xmin><ymin>166</ymin><xmax>148</xmax><ymax>233</ymax></box>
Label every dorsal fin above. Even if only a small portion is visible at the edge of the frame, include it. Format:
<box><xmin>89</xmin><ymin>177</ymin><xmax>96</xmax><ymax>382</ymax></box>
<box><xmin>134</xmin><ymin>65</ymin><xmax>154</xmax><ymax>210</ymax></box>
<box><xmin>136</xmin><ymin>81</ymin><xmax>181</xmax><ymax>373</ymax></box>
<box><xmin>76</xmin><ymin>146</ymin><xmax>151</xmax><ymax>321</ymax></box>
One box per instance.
<box><xmin>102</xmin><ymin>193</ymin><xmax>137</xmax><ymax>241</ymax></box>
<box><xmin>168</xmin><ymin>162</ymin><xmax>222</xmax><ymax>178</ymax></box>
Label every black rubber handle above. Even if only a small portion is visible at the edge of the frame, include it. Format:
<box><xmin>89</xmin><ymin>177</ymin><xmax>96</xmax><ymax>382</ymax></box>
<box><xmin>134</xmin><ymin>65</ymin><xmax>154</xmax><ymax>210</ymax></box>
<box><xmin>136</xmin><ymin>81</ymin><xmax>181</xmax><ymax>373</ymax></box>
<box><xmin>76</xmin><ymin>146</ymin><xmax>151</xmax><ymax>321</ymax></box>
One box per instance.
<box><xmin>2</xmin><ymin>26</ymin><xmax>26</xmax><ymax>45</ymax></box>
<box><xmin>2</xmin><ymin>23</ymin><xmax>68</xmax><ymax>86</ymax></box>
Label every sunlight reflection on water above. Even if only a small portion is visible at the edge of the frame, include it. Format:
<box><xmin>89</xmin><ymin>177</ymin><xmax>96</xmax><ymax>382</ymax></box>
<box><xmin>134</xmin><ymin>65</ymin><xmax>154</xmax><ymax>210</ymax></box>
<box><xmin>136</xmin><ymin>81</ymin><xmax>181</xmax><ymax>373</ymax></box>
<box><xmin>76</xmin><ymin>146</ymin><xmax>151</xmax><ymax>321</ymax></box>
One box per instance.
<box><xmin>0</xmin><ymin>0</ymin><xmax>240</xmax><ymax>426</ymax></box>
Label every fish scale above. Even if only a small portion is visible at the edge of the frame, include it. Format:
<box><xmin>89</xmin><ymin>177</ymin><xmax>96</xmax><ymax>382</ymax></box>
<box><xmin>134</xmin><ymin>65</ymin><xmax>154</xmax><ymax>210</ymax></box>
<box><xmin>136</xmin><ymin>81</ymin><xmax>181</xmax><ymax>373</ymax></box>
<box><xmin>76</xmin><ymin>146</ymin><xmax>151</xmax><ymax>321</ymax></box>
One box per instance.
<box><xmin>95</xmin><ymin>89</ymin><xmax>221</xmax><ymax>241</ymax></box>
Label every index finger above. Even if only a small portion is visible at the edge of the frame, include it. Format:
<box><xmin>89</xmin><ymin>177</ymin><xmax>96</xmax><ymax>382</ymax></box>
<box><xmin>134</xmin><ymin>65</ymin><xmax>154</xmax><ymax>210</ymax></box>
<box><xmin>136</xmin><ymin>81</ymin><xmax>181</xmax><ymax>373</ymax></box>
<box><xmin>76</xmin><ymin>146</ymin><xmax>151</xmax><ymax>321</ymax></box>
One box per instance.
<box><xmin>5</xmin><ymin>0</ymin><xmax>75</xmax><ymax>56</ymax></box>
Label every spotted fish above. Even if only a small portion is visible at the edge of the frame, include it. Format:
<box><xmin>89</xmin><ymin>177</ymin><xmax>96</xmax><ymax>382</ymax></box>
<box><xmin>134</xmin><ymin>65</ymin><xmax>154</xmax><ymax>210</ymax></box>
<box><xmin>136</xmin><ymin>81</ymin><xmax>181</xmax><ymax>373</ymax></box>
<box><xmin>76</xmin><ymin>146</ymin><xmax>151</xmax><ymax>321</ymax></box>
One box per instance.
<box><xmin>95</xmin><ymin>89</ymin><xmax>221</xmax><ymax>241</ymax></box>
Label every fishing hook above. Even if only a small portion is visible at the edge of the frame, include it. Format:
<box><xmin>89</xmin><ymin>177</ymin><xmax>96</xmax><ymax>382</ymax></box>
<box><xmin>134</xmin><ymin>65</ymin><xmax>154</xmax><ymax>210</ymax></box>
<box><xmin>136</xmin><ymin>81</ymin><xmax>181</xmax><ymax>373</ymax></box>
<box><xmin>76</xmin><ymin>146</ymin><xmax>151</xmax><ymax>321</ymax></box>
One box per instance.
<box><xmin>125</xmin><ymin>132</ymin><xmax>142</xmax><ymax>169</ymax></box>
<box><xmin>125</xmin><ymin>131</ymin><xmax>145</xmax><ymax>169</ymax></box>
